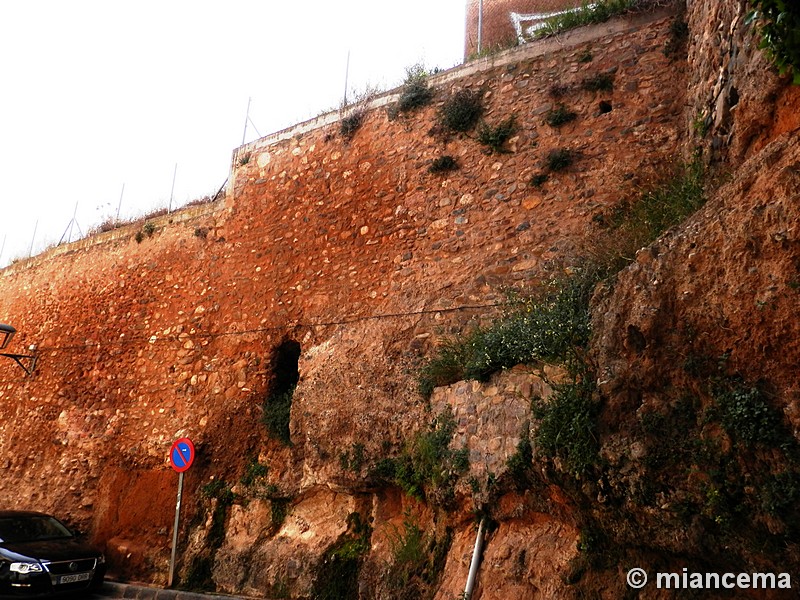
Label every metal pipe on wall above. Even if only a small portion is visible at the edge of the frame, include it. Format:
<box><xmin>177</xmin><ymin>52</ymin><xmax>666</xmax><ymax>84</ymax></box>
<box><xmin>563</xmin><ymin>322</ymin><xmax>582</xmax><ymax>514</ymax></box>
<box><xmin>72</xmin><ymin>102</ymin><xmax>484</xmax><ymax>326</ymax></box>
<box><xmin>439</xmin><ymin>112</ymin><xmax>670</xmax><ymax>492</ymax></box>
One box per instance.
<box><xmin>464</xmin><ymin>516</ymin><xmax>486</xmax><ymax>599</ymax></box>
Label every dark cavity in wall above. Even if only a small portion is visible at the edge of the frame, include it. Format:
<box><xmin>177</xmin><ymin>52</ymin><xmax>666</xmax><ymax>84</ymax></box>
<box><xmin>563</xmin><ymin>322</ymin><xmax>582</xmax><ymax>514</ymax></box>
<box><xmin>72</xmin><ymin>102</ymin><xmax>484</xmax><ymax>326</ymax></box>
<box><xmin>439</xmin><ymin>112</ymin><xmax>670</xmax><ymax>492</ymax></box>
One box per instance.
<box><xmin>273</xmin><ymin>339</ymin><xmax>301</xmax><ymax>392</ymax></box>
<box><xmin>262</xmin><ymin>339</ymin><xmax>301</xmax><ymax>445</ymax></box>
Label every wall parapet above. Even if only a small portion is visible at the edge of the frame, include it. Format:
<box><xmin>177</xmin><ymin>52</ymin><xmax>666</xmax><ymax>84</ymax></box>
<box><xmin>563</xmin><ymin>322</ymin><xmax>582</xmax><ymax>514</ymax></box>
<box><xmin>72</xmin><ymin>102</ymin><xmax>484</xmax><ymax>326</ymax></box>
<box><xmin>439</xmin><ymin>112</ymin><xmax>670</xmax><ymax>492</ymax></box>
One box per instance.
<box><xmin>0</xmin><ymin>201</ymin><xmax>222</xmax><ymax>278</ymax></box>
<box><xmin>227</xmin><ymin>3</ymin><xmax>680</xmax><ymax>193</ymax></box>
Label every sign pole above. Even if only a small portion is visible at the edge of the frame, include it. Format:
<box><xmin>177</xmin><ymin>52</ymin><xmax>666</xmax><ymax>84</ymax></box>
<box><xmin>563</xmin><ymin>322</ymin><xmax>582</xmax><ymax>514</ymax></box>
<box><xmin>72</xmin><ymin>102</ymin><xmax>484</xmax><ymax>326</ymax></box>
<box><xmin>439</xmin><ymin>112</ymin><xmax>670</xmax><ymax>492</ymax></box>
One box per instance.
<box><xmin>167</xmin><ymin>437</ymin><xmax>195</xmax><ymax>588</ymax></box>
<box><xmin>168</xmin><ymin>470</ymin><xmax>184</xmax><ymax>588</ymax></box>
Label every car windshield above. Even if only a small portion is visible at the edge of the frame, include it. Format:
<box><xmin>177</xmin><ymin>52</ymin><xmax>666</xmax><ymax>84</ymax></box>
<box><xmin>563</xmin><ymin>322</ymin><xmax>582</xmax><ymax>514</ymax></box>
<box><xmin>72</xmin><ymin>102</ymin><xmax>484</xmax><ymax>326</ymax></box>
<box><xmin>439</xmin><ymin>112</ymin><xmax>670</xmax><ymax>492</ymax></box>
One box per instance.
<box><xmin>0</xmin><ymin>515</ymin><xmax>73</xmax><ymax>543</ymax></box>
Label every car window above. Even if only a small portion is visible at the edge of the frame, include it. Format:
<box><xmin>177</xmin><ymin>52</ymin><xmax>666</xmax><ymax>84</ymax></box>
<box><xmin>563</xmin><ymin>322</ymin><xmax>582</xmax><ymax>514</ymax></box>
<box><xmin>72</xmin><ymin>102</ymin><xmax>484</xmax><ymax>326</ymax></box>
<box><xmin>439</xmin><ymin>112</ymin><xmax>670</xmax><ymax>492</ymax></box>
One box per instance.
<box><xmin>0</xmin><ymin>516</ymin><xmax>73</xmax><ymax>543</ymax></box>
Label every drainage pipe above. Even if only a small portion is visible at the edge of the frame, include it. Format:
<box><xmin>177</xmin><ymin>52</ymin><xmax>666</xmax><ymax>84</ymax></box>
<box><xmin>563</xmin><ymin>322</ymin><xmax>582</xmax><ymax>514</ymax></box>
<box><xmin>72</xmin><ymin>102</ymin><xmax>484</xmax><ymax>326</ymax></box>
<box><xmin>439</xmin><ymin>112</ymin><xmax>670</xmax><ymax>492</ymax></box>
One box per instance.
<box><xmin>463</xmin><ymin>517</ymin><xmax>487</xmax><ymax>599</ymax></box>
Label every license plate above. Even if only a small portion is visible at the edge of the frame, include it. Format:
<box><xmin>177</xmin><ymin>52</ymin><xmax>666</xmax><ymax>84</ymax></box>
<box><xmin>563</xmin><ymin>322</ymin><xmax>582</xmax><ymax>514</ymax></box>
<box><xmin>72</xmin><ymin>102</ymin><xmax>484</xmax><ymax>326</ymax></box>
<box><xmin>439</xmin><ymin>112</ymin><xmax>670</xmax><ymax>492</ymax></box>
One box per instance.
<box><xmin>58</xmin><ymin>572</ymin><xmax>92</xmax><ymax>584</ymax></box>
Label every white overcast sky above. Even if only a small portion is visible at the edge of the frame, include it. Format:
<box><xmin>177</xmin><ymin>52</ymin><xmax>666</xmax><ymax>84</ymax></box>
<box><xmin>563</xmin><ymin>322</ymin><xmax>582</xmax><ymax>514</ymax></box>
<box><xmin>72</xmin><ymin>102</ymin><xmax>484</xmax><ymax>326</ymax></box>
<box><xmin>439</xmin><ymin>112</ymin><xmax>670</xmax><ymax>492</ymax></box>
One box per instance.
<box><xmin>0</xmin><ymin>1</ymin><xmax>466</xmax><ymax>266</ymax></box>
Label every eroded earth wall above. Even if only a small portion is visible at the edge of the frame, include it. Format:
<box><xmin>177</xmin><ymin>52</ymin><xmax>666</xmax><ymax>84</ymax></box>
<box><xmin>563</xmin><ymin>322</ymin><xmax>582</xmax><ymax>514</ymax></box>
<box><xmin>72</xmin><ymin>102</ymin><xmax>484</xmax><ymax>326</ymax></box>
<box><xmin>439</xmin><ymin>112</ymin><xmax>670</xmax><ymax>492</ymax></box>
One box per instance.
<box><xmin>5</xmin><ymin>2</ymin><xmax>797</xmax><ymax>596</ymax></box>
<box><xmin>0</xmin><ymin>8</ymin><xmax>682</xmax><ymax>592</ymax></box>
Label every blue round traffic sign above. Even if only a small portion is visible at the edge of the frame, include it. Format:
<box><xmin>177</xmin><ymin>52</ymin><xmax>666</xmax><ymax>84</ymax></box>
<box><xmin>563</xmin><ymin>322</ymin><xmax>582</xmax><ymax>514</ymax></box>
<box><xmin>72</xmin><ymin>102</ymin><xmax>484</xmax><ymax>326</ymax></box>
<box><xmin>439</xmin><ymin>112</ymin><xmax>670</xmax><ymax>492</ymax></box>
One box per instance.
<box><xmin>170</xmin><ymin>437</ymin><xmax>195</xmax><ymax>473</ymax></box>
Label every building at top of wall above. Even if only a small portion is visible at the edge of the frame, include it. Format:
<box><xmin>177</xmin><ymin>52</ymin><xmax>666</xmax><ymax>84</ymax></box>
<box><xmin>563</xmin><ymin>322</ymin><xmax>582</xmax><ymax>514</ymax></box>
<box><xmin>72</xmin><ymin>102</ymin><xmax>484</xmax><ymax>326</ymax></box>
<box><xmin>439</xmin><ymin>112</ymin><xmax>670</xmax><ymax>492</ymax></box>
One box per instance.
<box><xmin>464</xmin><ymin>0</ymin><xmax>584</xmax><ymax>58</ymax></box>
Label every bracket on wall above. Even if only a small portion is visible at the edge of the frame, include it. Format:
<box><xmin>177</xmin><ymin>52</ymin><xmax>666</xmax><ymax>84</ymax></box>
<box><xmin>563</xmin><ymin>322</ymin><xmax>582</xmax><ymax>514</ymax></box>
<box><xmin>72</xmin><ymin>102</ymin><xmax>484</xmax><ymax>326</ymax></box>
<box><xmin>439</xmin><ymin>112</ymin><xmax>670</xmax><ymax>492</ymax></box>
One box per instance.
<box><xmin>0</xmin><ymin>323</ymin><xmax>38</xmax><ymax>375</ymax></box>
<box><xmin>0</xmin><ymin>350</ymin><xmax>38</xmax><ymax>376</ymax></box>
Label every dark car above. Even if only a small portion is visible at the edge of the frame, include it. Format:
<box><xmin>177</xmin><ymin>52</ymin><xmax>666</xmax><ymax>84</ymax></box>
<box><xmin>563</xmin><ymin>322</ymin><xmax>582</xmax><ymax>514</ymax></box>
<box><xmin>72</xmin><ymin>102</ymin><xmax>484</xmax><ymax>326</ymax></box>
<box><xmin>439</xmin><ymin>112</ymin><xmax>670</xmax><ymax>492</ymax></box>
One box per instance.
<box><xmin>0</xmin><ymin>511</ymin><xmax>105</xmax><ymax>597</ymax></box>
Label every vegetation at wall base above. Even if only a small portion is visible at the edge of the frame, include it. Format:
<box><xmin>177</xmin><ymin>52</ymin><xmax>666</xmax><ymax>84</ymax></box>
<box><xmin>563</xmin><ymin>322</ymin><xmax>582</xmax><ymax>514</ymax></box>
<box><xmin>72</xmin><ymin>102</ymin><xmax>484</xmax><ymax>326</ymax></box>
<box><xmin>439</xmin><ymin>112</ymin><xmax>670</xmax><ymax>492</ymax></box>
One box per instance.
<box><xmin>592</xmin><ymin>157</ymin><xmax>706</xmax><ymax>269</ymax></box>
<box><xmin>381</xmin><ymin>514</ymin><xmax>453</xmax><ymax>600</ymax></box>
<box><xmin>183</xmin><ymin>479</ymin><xmax>236</xmax><ymax>592</ymax></box>
<box><xmin>747</xmin><ymin>0</ymin><xmax>800</xmax><ymax>84</ymax></box>
<box><xmin>312</xmin><ymin>512</ymin><xmax>372</xmax><ymax>600</ymax></box>
<box><xmin>201</xmin><ymin>479</ymin><xmax>236</xmax><ymax>505</ymax></box>
<box><xmin>239</xmin><ymin>456</ymin><xmax>269</xmax><ymax>487</ymax></box>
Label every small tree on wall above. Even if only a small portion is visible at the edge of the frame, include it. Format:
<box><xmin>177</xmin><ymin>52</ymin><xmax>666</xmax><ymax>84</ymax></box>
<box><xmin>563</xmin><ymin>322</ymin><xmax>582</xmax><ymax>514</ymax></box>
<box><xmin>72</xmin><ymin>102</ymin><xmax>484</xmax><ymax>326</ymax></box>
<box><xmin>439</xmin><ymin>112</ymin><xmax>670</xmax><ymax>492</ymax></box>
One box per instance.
<box><xmin>747</xmin><ymin>0</ymin><xmax>800</xmax><ymax>84</ymax></box>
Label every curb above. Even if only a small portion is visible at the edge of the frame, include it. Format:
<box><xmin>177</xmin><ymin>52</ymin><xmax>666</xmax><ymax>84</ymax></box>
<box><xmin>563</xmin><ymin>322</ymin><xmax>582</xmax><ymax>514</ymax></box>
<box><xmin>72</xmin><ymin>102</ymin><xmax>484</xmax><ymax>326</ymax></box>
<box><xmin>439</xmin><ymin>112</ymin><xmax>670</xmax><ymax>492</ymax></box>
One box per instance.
<box><xmin>101</xmin><ymin>581</ymin><xmax>250</xmax><ymax>600</ymax></box>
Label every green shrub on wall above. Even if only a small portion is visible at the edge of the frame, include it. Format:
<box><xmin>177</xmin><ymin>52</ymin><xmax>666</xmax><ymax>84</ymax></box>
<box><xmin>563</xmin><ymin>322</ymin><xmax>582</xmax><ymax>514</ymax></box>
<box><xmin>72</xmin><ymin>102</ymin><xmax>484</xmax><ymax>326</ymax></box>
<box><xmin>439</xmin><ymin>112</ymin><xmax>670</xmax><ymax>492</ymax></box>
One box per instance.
<box><xmin>372</xmin><ymin>408</ymin><xmax>468</xmax><ymax>507</ymax></box>
<box><xmin>533</xmin><ymin>366</ymin><xmax>599</xmax><ymax>477</ymax></box>
<box><xmin>437</xmin><ymin>89</ymin><xmax>484</xmax><ymax>133</ymax></box>
<box><xmin>397</xmin><ymin>63</ymin><xmax>435</xmax><ymax>113</ymax></box>
<box><xmin>476</xmin><ymin>115</ymin><xmax>518</xmax><ymax>153</ymax></box>
<box><xmin>748</xmin><ymin>0</ymin><xmax>800</xmax><ymax>84</ymax></box>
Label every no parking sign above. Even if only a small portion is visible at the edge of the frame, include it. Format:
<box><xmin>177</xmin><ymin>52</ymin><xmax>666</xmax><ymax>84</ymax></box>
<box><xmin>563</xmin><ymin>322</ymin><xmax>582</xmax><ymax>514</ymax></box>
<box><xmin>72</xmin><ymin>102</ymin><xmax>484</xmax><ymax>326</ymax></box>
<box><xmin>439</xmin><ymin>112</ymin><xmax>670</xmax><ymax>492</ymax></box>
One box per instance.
<box><xmin>169</xmin><ymin>437</ymin><xmax>195</xmax><ymax>473</ymax></box>
<box><xmin>168</xmin><ymin>437</ymin><xmax>194</xmax><ymax>587</ymax></box>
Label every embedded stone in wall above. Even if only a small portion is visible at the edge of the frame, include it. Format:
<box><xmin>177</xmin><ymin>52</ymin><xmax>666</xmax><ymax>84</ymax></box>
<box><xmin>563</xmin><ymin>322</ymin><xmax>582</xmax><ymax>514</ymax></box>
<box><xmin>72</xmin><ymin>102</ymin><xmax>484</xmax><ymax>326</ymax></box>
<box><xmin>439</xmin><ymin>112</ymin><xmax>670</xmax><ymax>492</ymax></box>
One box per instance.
<box><xmin>430</xmin><ymin>365</ymin><xmax>553</xmax><ymax>476</ymax></box>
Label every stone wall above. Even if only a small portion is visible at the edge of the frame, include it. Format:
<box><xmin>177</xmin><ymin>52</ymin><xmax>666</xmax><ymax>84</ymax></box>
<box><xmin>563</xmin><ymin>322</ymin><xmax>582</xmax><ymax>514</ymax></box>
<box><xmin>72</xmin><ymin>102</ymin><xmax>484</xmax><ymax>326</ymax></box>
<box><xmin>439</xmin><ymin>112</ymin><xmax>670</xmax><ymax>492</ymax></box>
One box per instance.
<box><xmin>686</xmin><ymin>0</ymin><xmax>800</xmax><ymax>163</ymax></box>
<box><xmin>0</xmin><ymin>8</ymin><xmax>684</xmax><ymax>595</ymax></box>
<box><xmin>431</xmin><ymin>365</ymin><xmax>554</xmax><ymax>477</ymax></box>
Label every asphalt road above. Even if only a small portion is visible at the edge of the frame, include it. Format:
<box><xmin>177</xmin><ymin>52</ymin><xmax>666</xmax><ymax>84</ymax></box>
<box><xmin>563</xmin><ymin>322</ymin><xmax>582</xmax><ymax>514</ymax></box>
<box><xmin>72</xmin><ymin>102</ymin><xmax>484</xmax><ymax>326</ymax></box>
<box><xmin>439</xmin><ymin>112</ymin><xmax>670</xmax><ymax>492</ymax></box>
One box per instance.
<box><xmin>92</xmin><ymin>581</ymin><xmax>248</xmax><ymax>600</ymax></box>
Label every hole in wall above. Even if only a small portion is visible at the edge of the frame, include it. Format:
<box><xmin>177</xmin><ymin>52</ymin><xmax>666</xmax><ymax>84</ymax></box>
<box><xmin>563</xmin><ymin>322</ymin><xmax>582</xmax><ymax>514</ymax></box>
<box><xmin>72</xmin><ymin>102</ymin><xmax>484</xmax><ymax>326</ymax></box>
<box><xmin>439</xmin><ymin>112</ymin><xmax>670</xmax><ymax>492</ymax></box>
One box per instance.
<box><xmin>729</xmin><ymin>87</ymin><xmax>739</xmax><ymax>108</ymax></box>
<box><xmin>272</xmin><ymin>339</ymin><xmax>301</xmax><ymax>393</ymax></box>
<box><xmin>598</xmin><ymin>100</ymin><xmax>613</xmax><ymax>114</ymax></box>
<box><xmin>626</xmin><ymin>324</ymin><xmax>647</xmax><ymax>354</ymax></box>
<box><xmin>262</xmin><ymin>339</ymin><xmax>301</xmax><ymax>445</ymax></box>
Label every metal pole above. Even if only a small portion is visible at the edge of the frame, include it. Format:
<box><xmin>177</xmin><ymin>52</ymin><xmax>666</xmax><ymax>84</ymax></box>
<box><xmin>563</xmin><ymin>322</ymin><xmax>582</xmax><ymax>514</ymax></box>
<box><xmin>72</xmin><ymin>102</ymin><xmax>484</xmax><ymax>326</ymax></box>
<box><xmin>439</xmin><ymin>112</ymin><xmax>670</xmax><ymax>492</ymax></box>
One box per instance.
<box><xmin>168</xmin><ymin>164</ymin><xmax>177</xmax><ymax>214</ymax></box>
<box><xmin>343</xmin><ymin>50</ymin><xmax>351</xmax><ymax>106</ymax></box>
<box><xmin>28</xmin><ymin>220</ymin><xmax>38</xmax><ymax>258</ymax></box>
<box><xmin>116</xmin><ymin>183</ymin><xmax>125</xmax><ymax>222</ymax></box>
<box><xmin>241</xmin><ymin>97</ymin><xmax>251</xmax><ymax>146</ymax></box>
<box><xmin>477</xmin><ymin>0</ymin><xmax>483</xmax><ymax>55</ymax></box>
<box><xmin>247</xmin><ymin>116</ymin><xmax>262</xmax><ymax>139</ymax></box>
<box><xmin>68</xmin><ymin>201</ymin><xmax>78</xmax><ymax>243</ymax></box>
<box><xmin>168</xmin><ymin>470</ymin><xmax>185</xmax><ymax>588</ymax></box>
